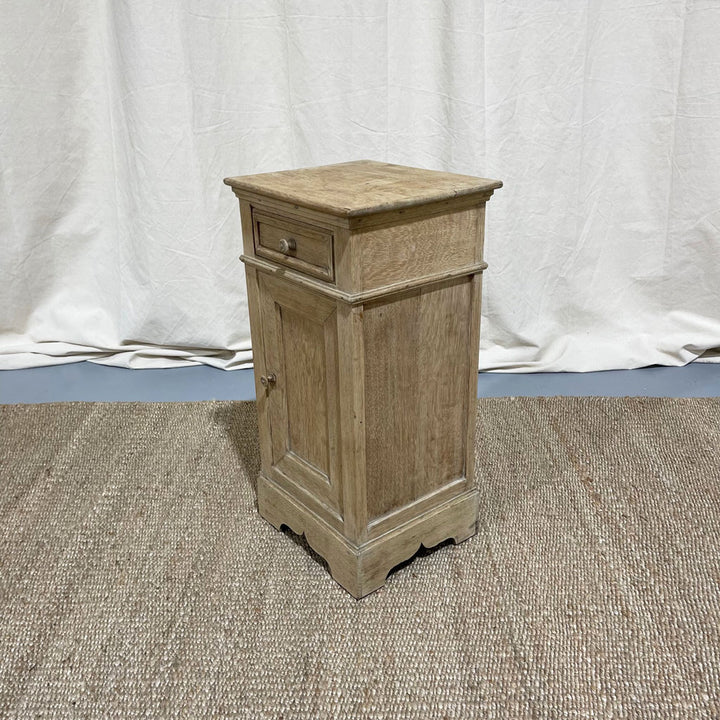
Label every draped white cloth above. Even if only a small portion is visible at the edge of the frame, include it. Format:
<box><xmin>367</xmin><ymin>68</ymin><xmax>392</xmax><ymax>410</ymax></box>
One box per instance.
<box><xmin>1</xmin><ymin>0</ymin><xmax>719</xmax><ymax>372</ymax></box>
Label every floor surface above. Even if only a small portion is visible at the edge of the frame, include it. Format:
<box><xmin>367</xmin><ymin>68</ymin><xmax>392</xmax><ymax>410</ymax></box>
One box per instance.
<box><xmin>1</xmin><ymin>361</ymin><xmax>719</xmax><ymax>403</ymax></box>
<box><xmin>4</xmin><ymin>398</ymin><xmax>718</xmax><ymax>715</ymax></box>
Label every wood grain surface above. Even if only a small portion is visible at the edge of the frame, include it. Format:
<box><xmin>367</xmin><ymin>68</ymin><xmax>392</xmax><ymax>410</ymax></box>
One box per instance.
<box><xmin>363</xmin><ymin>278</ymin><xmax>473</xmax><ymax>521</ymax></box>
<box><xmin>225</xmin><ymin>159</ymin><xmax>502</xmax><ymax>217</ymax></box>
<box><xmin>232</xmin><ymin>160</ymin><xmax>500</xmax><ymax>597</ymax></box>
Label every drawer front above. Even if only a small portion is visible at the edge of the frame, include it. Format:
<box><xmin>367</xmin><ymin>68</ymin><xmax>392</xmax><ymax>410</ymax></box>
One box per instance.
<box><xmin>252</xmin><ymin>210</ymin><xmax>334</xmax><ymax>282</ymax></box>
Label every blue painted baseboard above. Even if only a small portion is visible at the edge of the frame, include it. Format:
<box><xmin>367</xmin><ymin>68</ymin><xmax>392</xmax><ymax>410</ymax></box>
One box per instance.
<box><xmin>1</xmin><ymin>361</ymin><xmax>718</xmax><ymax>404</ymax></box>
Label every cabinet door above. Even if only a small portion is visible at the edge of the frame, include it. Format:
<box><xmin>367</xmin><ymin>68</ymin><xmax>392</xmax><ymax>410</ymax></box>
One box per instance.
<box><xmin>257</xmin><ymin>273</ymin><xmax>342</xmax><ymax>518</ymax></box>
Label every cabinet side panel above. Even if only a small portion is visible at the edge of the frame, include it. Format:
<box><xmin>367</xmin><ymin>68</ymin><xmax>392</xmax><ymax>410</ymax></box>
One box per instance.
<box><xmin>418</xmin><ymin>279</ymin><xmax>472</xmax><ymax>492</ymax></box>
<box><xmin>356</xmin><ymin>207</ymin><xmax>479</xmax><ymax>291</ymax></box>
<box><xmin>363</xmin><ymin>277</ymin><xmax>473</xmax><ymax>522</ymax></box>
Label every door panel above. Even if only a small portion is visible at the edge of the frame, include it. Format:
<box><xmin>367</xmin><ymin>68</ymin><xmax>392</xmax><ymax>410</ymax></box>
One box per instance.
<box><xmin>282</xmin><ymin>307</ymin><xmax>328</xmax><ymax>474</ymax></box>
<box><xmin>257</xmin><ymin>273</ymin><xmax>341</xmax><ymax>516</ymax></box>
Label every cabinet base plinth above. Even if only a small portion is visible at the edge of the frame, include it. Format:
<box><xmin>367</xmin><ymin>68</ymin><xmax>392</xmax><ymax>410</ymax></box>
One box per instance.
<box><xmin>257</xmin><ymin>473</ymin><xmax>479</xmax><ymax>599</ymax></box>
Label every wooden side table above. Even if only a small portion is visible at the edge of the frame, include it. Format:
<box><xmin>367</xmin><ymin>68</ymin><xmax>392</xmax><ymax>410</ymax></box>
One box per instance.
<box><xmin>224</xmin><ymin>160</ymin><xmax>502</xmax><ymax>598</ymax></box>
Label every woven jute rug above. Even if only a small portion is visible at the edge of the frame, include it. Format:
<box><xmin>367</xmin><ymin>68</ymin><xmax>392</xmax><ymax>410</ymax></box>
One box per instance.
<box><xmin>1</xmin><ymin>398</ymin><xmax>719</xmax><ymax>719</ymax></box>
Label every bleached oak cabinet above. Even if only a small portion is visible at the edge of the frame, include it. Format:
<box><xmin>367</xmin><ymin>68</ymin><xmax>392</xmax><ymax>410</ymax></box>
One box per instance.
<box><xmin>224</xmin><ymin>161</ymin><xmax>501</xmax><ymax>598</ymax></box>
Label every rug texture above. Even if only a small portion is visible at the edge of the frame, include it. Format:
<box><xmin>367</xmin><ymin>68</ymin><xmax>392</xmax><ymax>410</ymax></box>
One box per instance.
<box><xmin>1</xmin><ymin>398</ymin><xmax>719</xmax><ymax>719</ymax></box>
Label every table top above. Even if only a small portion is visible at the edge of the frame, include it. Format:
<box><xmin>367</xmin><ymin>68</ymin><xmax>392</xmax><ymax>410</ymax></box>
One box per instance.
<box><xmin>224</xmin><ymin>160</ymin><xmax>502</xmax><ymax>218</ymax></box>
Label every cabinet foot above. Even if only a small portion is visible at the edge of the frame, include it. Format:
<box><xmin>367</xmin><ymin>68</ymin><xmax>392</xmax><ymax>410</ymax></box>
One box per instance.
<box><xmin>257</xmin><ymin>473</ymin><xmax>479</xmax><ymax>599</ymax></box>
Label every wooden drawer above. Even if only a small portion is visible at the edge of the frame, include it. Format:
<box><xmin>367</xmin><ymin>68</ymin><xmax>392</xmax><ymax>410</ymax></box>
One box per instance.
<box><xmin>252</xmin><ymin>210</ymin><xmax>334</xmax><ymax>282</ymax></box>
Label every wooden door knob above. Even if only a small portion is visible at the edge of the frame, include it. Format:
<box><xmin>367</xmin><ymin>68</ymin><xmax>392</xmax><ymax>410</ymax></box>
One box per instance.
<box><xmin>260</xmin><ymin>373</ymin><xmax>277</xmax><ymax>387</ymax></box>
<box><xmin>278</xmin><ymin>238</ymin><xmax>296</xmax><ymax>253</ymax></box>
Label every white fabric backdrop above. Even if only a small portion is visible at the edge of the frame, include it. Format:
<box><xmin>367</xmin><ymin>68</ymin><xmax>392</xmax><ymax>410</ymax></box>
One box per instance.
<box><xmin>1</xmin><ymin>0</ymin><xmax>719</xmax><ymax>372</ymax></box>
